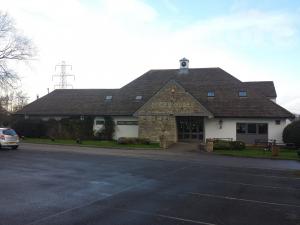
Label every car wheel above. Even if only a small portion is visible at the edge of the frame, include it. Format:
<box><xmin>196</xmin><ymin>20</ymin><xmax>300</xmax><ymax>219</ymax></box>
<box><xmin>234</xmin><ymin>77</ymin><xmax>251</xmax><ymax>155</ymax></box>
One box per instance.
<box><xmin>11</xmin><ymin>146</ymin><xmax>19</xmax><ymax>150</ymax></box>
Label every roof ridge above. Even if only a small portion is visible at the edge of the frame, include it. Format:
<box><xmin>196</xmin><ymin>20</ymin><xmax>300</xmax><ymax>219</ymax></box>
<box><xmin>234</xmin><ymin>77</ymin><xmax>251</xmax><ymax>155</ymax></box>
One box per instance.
<box><xmin>54</xmin><ymin>88</ymin><xmax>119</xmax><ymax>90</ymax></box>
<box><xmin>150</xmin><ymin>67</ymin><xmax>221</xmax><ymax>71</ymax></box>
<box><xmin>244</xmin><ymin>81</ymin><xmax>274</xmax><ymax>83</ymax></box>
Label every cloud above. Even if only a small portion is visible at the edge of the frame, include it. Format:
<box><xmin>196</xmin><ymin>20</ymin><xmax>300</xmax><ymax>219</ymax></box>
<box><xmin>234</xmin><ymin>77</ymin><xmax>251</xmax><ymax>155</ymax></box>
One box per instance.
<box><xmin>0</xmin><ymin>0</ymin><xmax>299</xmax><ymax>113</ymax></box>
<box><xmin>175</xmin><ymin>9</ymin><xmax>299</xmax><ymax>48</ymax></box>
<box><xmin>162</xmin><ymin>0</ymin><xmax>179</xmax><ymax>13</ymax></box>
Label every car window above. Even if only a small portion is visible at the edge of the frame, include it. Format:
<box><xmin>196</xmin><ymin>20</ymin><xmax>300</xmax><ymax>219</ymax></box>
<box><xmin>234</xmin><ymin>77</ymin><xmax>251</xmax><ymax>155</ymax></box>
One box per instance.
<box><xmin>3</xmin><ymin>129</ymin><xmax>17</xmax><ymax>136</ymax></box>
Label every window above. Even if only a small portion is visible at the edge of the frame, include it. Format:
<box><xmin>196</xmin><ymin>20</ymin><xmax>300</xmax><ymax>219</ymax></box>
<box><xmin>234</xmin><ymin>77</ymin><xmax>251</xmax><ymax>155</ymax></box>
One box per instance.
<box><xmin>258</xmin><ymin>124</ymin><xmax>268</xmax><ymax>134</ymax></box>
<box><xmin>117</xmin><ymin>121</ymin><xmax>138</xmax><ymax>125</ymax></box>
<box><xmin>3</xmin><ymin>129</ymin><xmax>17</xmax><ymax>136</ymax></box>
<box><xmin>247</xmin><ymin>124</ymin><xmax>257</xmax><ymax>134</ymax></box>
<box><xmin>135</xmin><ymin>95</ymin><xmax>142</xmax><ymax>100</ymax></box>
<box><xmin>207</xmin><ymin>91</ymin><xmax>215</xmax><ymax>97</ymax></box>
<box><xmin>105</xmin><ymin>95</ymin><xmax>112</xmax><ymax>100</ymax></box>
<box><xmin>275</xmin><ymin>120</ymin><xmax>281</xmax><ymax>125</ymax></box>
<box><xmin>239</xmin><ymin>91</ymin><xmax>247</xmax><ymax>97</ymax></box>
<box><xmin>95</xmin><ymin>120</ymin><xmax>104</xmax><ymax>125</ymax></box>
<box><xmin>237</xmin><ymin>123</ymin><xmax>268</xmax><ymax>135</ymax></box>
<box><xmin>236</xmin><ymin>123</ymin><xmax>246</xmax><ymax>134</ymax></box>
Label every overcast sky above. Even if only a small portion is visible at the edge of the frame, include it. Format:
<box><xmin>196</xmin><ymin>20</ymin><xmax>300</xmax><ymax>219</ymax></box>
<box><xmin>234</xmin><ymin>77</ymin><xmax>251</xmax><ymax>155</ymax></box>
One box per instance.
<box><xmin>1</xmin><ymin>0</ymin><xmax>300</xmax><ymax>113</ymax></box>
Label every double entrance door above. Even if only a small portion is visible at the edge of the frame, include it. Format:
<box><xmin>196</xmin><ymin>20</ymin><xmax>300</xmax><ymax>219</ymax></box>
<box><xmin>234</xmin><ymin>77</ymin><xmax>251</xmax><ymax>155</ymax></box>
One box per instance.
<box><xmin>176</xmin><ymin>116</ymin><xmax>204</xmax><ymax>142</ymax></box>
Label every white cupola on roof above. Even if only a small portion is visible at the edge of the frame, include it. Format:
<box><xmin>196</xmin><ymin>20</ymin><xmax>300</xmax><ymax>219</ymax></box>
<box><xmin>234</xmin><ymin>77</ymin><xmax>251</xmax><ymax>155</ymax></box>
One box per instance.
<box><xmin>179</xmin><ymin>58</ymin><xmax>189</xmax><ymax>73</ymax></box>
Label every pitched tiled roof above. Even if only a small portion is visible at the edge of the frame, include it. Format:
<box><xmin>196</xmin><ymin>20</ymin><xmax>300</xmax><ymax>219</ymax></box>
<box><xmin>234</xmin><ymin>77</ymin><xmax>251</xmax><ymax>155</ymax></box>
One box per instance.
<box><xmin>17</xmin><ymin>89</ymin><xmax>118</xmax><ymax>116</ymax></box>
<box><xmin>243</xmin><ymin>81</ymin><xmax>277</xmax><ymax>98</ymax></box>
<box><xmin>16</xmin><ymin>68</ymin><xmax>294</xmax><ymax>118</ymax></box>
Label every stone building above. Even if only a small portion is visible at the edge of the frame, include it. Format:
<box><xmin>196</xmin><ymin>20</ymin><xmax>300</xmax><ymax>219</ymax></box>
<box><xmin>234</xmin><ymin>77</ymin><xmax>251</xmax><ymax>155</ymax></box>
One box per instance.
<box><xmin>16</xmin><ymin>58</ymin><xmax>294</xmax><ymax>145</ymax></box>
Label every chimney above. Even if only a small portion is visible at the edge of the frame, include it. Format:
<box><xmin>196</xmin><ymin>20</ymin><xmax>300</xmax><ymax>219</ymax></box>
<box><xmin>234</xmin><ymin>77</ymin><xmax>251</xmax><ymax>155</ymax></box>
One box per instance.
<box><xmin>179</xmin><ymin>58</ymin><xmax>189</xmax><ymax>73</ymax></box>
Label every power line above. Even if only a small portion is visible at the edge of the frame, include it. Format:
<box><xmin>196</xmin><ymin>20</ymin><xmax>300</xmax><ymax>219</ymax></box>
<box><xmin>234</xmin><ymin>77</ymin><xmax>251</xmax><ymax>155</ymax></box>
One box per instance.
<box><xmin>52</xmin><ymin>61</ymin><xmax>75</xmax><ymax>89</ymax></box>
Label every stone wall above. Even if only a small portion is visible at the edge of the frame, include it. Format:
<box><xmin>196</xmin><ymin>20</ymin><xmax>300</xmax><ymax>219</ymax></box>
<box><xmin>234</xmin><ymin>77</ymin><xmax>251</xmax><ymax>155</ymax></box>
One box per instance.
<box><xmin>135</xmin><ymin>80</ymin><xmax>211</xmax><ymax>116</ymax></box>
<box><xmin>135</xmin><ymin>80</ymin><xmax>212</xmax><ymax>145</ymax></box>
<box><xmin>138</xmin><ymin>115</ymin><xmax>176</xmax><ymax>143</ymax></box>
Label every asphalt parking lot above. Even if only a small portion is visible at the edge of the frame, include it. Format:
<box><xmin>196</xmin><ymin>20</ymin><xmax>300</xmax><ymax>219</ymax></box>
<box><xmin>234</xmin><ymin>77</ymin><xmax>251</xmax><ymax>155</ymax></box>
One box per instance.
<box><xmin>0</xmin><ymin>143</ymin><xmax>299</xmax><ymax>225</ymax></box>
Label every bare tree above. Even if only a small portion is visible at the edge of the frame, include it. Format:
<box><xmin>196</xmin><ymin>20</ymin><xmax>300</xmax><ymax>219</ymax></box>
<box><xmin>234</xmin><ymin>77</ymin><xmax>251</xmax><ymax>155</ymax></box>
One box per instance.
<box><xmin>0</xmin><ymin>89</ymin><xmax>28</xmax><ymax>112</ymax></box>
<box><xmin>0</xmin><ymin>11</ymin><xmax>35</xmax><ymax>89</ymax></box>
<box><xmin>12</xmin><ymin>90</ymin><xmax>28</xmax><ymax>112</ymax></box>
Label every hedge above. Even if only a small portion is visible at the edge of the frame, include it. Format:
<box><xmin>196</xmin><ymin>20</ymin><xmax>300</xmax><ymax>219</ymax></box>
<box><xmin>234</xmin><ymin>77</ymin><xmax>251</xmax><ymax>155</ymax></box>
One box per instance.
<box><xmin>11</xmin><ymin>117</ymin><xmax>94</xmax><ymax>140</ymax></box>
<box><xmin>283</xmin><ymin>120</ymin><xmax>300</xmax><ymax>147</ymax></box>
<box><xmin>213</xmin><ymin>139</ymin><xmax>245</xmax><ymax>150</ymax></box>
<box><xmin>117</xmin><ymin>137</ymin><xmax>151</xmax><ymax>145</ymax></box>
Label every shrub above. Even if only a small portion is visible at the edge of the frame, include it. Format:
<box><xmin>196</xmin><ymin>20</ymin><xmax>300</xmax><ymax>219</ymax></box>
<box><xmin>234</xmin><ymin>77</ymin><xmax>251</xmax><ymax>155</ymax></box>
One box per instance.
<box><xmin>11</xmin><ymin>116</ymin><xmax>94</xmax><ymax>140</ymax></box>
<box><xmin>117</xmin><ymin>137</ymin><xmax>151</xmax><ymax>145</ymax></box>
<box><xmin>283</xmin><ymin>120</ymin><xmax>300</xmax><ymax>147</ymax></box>
<box><xmin>213</xmin><ymin>140</ymin><xmax>231</xmax><ymax>150</ymax></box>
<box><xmin>11</xmin><ymin>119</ymin><xmax>47</xmax><ymax>138</ymax></box>
<box><xmin>230</xmin><ymin>141</ymin><xmax>246</xmax><ymax>150</ymax></box>
<box><xmin>117</xmin><ymin>137</ymin><xmax>134</xmax><ymax>144</ymax></box>
<box><xmin>137</xmin><ymin>138</ymin><xmax>151</xmax><ymax>145</ymax></box>
<box><xmin>95</xmin><ymin>116</ymin><xmax>115</xmax><ymax>140</ymax></box>
<box><xmin>0</xmin><ymin>110</ymin><xmax>11</xmax><ymax>127</ymax></box>
<box><xmin>213</xmin><ymin>139</ymin><xmax>245</xmax><ymax>150</ymax></box>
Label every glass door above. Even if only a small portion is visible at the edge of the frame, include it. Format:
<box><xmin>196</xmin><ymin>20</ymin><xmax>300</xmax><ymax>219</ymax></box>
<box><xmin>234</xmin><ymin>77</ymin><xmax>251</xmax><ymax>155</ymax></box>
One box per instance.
<box><xmin>176</xmin><ymin>117</ymin><xmax>204</xmax><ymax>142</ymax></box>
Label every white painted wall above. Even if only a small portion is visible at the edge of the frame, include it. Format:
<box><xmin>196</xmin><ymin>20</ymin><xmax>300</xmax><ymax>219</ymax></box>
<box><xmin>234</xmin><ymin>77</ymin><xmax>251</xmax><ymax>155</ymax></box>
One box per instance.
<box><xmin>204</xmin><ymin>118</ymin><xmax>289</xmax><ymax>143</ymax></box>
<box><xmin>94</xmin><ymin>116</ymin><xmax>290</xmax><ymax>142</ymax></box>
<box><xmin>204</xmin><ymin>118</ymin><xmax>236</xmax><ymax>141</ymax></box>
<box><xmin>93</xmin><ymin>116</ymin><xmax>138</xmax><ymax>140</ymax></box>
<box><xmin>113</xmin><ymin>116</ymin><xmax>139</xmax><ymax>139</ymax></box>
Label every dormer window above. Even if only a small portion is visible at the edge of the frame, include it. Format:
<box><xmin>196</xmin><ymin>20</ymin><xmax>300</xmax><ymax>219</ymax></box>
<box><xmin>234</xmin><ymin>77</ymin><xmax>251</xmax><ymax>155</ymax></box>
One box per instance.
<box><xmin>135</xmin><ymin>95</ymin><xmax>142</xmax><ymax>101</ymax></box>
<box><xmin>239</xmin><ymin>91</ymin><xmax>247</xmax><ymax>97</ymax></box>
<box><xmin>207</xmin><ymin>91</ymin><xmax>215</xmax><ymax>97</ymax></box>
<box><xmin>105</xmin><ymin>95</ymin><xmax>112</xmax><ymax>101</ymax></box>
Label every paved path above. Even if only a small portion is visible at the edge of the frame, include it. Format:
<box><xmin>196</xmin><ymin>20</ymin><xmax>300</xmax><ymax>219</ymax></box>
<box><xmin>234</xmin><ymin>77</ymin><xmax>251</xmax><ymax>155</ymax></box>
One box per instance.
<box><xmin>0</xmin><ymin>143</ymin><xmax>299</xmax><ymax>225</ymax></box>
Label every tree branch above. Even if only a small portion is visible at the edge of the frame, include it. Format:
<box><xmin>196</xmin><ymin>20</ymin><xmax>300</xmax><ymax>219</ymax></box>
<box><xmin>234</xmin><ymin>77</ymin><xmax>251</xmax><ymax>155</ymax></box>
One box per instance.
<box><xmin>0</xmin><ymin>11</ymin><xmax>35</xmax><ymax>90</ymax></box>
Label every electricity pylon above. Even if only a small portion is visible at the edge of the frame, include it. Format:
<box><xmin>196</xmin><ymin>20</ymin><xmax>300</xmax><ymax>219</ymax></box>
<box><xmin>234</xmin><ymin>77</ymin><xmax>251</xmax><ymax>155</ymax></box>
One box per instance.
<box><xmin>52</xmin><ymin>61</ymin><xmax>75</xmax><ymax>89</ymax></box>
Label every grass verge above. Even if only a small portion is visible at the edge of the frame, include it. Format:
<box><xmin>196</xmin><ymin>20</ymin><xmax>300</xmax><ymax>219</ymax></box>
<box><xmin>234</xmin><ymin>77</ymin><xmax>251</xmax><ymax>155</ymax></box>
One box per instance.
<box><xmin>22</xmin><ymin>138</ymin><xmax>160</xmax><ymax>149</ymax></box>
<box><xmin>214</xmin><ymin>148</ymin><xmax>299</xmax><ymax>160</ymax></box>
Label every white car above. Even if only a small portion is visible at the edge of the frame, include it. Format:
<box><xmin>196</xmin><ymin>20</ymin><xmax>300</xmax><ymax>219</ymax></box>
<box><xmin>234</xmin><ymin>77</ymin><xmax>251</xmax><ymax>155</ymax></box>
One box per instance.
<box><xmin>0</xmin><ymin>128</ymin><xmax>19</xmax><ymax>150</ymax></box>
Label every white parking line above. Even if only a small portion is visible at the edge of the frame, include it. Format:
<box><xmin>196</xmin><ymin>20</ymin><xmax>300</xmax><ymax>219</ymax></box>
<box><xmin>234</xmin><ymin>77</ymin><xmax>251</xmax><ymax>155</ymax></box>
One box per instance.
<box><xmin>189</xmin><ymin>192</ymin><xmax>300</xmax><ymax>208</ymax></box>
<box><xmin>209</xmin><ymin>180</ymin><xmax>300</xmax><ymax>191</ymax></box>
<box><xmin>223</xmin><ymin>171</ymin><xmax>300</xmax><ymax>180</ymax></box>
<box><xmin>108</xmin><ymin>207</ymin><xmax>217</xmax><ymax>225</ymax></box>
<box><xmin>25</xmin><ymin>164</ymin><xmax>195</xmax><ymax>225</ymax></box>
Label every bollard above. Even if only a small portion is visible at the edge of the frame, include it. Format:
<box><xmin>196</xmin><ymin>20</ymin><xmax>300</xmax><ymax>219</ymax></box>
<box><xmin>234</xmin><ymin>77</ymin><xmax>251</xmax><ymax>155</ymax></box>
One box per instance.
<box><xmin>205</xmin><ymin>139</ymin><xmax>214</xmax><ymax>152</ymax></box>
<box><xmin>271</xmin><ymin>140</ymin><xmax>279</xmax><ymax>156</ymax></box>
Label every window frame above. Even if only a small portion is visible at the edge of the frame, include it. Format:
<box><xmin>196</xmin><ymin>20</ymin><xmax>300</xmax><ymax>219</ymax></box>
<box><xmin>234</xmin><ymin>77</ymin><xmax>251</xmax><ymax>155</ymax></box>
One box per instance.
<box><xmin>275</xmin><ymin>120</ymin><xmax>281</xmax><ymax>125</ymax></box>
<box><xmin>247</xmin><ymin>123</ymin><xmax>257</xmax><ymax>134</ymax></box>
<box><xmin>105</xmin><ymin>95</ymin><xmax>113</xmax><ymax>101</ymax></box>
<box><xmin>258</xmin><ymin>123</ymin><xmax>268</xmax><ymax>134</ymax></box>
<box><xmin>236</xmin><ymin>123</ymin><xmax>246</xmax><ymax>134</ymax></box>
<box><xmin>135</xmin><ymin>95</ymin><xmax>142</xmax><ymax>101</ymax></box>
<box><xmin>207</xmin><ymin>91</ymin><xmax>215</xmax><ymax>97</ymax></box>
<box><xmin>238</xmin><ymin>90</ymin><xmax>247</xmax><ymax>97</ymax></box>
<box><xmin>117</xmin><ymin>121</ymin><xmax>138</xmax><ymax>125</ymax></box>
<box><xmin>236</xmin><ymin>123</ymin><xmax>268</xmax><ymax>135</ymax></box>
